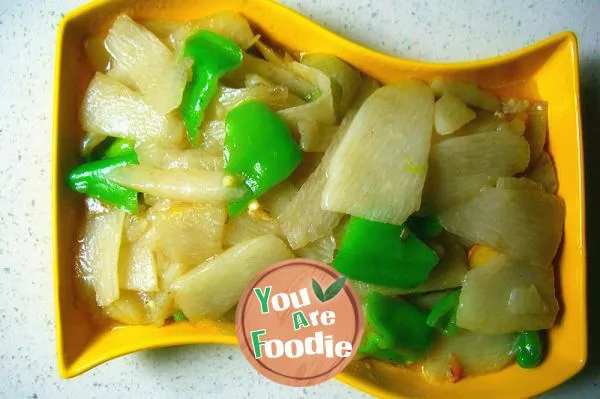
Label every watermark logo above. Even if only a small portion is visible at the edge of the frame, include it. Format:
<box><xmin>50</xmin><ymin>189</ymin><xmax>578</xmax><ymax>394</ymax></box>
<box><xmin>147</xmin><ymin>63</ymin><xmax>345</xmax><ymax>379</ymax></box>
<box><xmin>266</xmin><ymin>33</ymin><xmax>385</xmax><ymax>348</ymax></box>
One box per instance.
<box><xmin>235</xmin><ymin>259</ymin><xmax>364</xmax><ymax>386</ymax></box>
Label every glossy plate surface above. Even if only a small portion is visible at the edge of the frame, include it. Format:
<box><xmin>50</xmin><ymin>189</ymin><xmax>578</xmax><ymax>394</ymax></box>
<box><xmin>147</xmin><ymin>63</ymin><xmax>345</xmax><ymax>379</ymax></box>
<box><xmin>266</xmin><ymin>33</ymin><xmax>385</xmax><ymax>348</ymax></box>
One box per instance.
<box><xmin>53</xmin><ymin>0</ymin><xmax>586</xmax><ymax>397</ymax></box>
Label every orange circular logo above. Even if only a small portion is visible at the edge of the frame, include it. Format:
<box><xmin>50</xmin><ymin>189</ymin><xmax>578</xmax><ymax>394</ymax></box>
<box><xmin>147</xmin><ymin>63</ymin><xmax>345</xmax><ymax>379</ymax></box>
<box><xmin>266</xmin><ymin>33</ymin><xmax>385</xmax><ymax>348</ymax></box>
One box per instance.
<box><xmin>235</xmin><ymin>259</ymin><xmax>364</xmax><ymax>387</ymax></box>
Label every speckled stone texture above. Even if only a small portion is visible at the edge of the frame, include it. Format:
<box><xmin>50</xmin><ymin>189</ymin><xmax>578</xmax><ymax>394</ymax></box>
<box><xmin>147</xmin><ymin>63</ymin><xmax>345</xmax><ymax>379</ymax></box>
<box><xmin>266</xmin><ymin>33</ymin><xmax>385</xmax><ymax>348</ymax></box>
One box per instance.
<box><xmin>0</xmin><ymin>0</ymin><xmax>598</xmax><ymax>398</ymax></box>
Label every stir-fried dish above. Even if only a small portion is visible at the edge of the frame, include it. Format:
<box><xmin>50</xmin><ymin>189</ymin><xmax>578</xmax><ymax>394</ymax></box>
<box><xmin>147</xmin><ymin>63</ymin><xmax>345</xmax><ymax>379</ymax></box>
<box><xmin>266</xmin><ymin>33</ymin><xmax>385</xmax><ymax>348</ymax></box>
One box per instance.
<box><xmin>68</xmin><ymin>12</ymin><xmax>564</xmax><ymax>383</ymax></box>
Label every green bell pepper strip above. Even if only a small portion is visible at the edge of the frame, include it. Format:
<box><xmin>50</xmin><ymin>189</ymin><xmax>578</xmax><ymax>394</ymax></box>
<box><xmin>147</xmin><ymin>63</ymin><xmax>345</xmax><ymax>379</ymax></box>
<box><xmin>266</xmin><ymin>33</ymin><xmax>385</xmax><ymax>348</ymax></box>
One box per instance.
<box><xmin>180</xmin><ymin>30</ymin><xmax>243</xmax><ymax>147</ymax></box>
<box><xmin>67</xmin><ymin>152</ymin><xmax>139</xmax><ymax>213</ymax></box>
<box><xmin>359</xmin><ymin>338</ymin><xmax>415</xmax><ymax>364</ymax></box>
<box><xmin>359</xmin><ymin>325</ymin><xmax>413</xmax><ymax>364</ymax></box>
<box><xmin>359</xmin><ymin>293</ymin><xmax>435</xmax><ymax>364</ymax></box>
<box><xmin>333</xmin><ymin>217</ymin><xmax>440</xmax><ymax>289</ymax></box>
<box><xmin>514</xmin><ymin>331</ymin><xmax>543</xmax><ymax>368</ymax></box>
<box><xmin>101</xmin><ymin>138</ymin><xmax>135</xmax><ymax>159</ymax></box>
<box><xmin>87</xmin><ymin>138</ymin><xmax>135</xmax><ymax>161</ymax></box>
<box><xmin>224</xmin><ymin>101</ymin><xmax>302</xmax><ymax>217</ymax></box>
<box><xmin>306</xmin><ymin>90</ymin><xmax>322</xmax><ymax>102</ymax></box>
<box><xmin>426</xmin><ymin>289</ymin><xmax>461</xmax><ymax>336</ymax></box>
<box><xmin>172</xmin><ymin>311</ymin><xmax>187</xmax><ymax>322</ymax></box>
<box><xmin>406</xmin><ymin>215</ymin><xmax>443</xmax><ymax>240</ymax></box>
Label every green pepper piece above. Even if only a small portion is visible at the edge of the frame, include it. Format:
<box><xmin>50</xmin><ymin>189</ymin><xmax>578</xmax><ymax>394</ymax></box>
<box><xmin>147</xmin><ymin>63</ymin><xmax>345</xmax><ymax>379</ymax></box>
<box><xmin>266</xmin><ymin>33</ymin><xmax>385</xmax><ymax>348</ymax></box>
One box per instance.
<box><xmin>360</xmin><ymin>293</ymin><xmax>435</xmax><ymax>363</ymax></box>
<box><xmin>358</xmin><ymin>325</ymin><xmax>415</xmax><ymax>364</ymax></box>
<box><xmin>306</xmin><ymin>90</ymin><xmax>322</xmax><ymax>102</ymax></box>
<box><xmin>224</xmin><ymin>101</ymin><xmax>302</xmax><ymax>217</ymax></box>
<box><xmin>173</xmin><ymin>311</ymin><xmax>187</xmax><ymax>322</ymax></box>
<box><xmin>406</xmin><ymin>215</ymin><xmax>443</xmax><ymax>240</ymax></box>
<box><xmin>333</xmin><ymin>217</ymin><xmax>440</xmax><ymax>289</ymax></box>
<box><xmin>86</xmin><ymin>138</ymin><xmax>113</xmax><ymax>162</ymax></box>
<box><xmin>514</xmin><ymin>331</ymin><xmax>543</xmax><ymax>368</ymax></box>
<box><xmin>87</xmin><ymin>138</ymin><xmax>135</xmax><ymax>161</ymax></box>
<box><xmin>365</xmin><ymin>347</ymin><xmax>415</xmax><ymax>364</ymax></box>
<box><xmin>67</xmin><ymin>152</ymin><xmax>139</xmax><ymax>213</ymax></box>
<box><xmin>102</xmin><ymin>138</ymin><xmax>135</xmax><ymax>159</ymax></box>
<box><xmin>180</xmin><ymin>30</ymin><xmax>243</xmax><ymax>146</ymax></box>
<box><xmin>359</xmin><ymin>338</ymin><xmax>413</xmax><ymax>363</ymax></box>
<box><xmin>426</xmin><ymin>289</ymin><xmax>461</xmax><ymax>336</ymax></box>
<box><xmin>360</xmin><ymin>328</ymin><xmax>391</xmax><ymax>352</ymax></box>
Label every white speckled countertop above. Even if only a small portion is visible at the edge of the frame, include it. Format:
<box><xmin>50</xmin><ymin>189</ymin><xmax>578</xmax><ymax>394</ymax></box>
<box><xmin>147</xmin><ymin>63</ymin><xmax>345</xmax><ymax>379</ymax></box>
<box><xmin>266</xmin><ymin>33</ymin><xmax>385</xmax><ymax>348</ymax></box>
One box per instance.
<box><xmin>0</xmin><ymin>0</ymin><xmax>599</xmax><ymax>397</ymax></box>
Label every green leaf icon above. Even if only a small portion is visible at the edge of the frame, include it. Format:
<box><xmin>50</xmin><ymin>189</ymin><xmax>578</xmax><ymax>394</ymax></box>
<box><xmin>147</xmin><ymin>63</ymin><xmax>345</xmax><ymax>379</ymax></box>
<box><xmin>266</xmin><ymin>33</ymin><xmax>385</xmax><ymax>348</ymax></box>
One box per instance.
<box><xmin>312</xmin><ymin>278</ymin><xmax>325</xmax><ymax>302</ymax></box>
<box><xmin>312</xmin><ymin>277</ymin><xmax>347</xmax><ymax>303</ymax></box>
<box><xmin>323</xmin><ymin>277</ymin><xmax>347</xmax><ymax>302</ymax></box>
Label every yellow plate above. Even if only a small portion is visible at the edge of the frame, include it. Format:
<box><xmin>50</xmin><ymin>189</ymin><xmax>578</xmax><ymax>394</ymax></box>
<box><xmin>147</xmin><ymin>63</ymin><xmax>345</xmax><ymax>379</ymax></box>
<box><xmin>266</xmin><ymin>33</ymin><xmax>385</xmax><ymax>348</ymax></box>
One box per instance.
<box><xmin>53</xmin><ymin>0</ymin><xmax>587</xmax><ymax>397</ymax></box>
